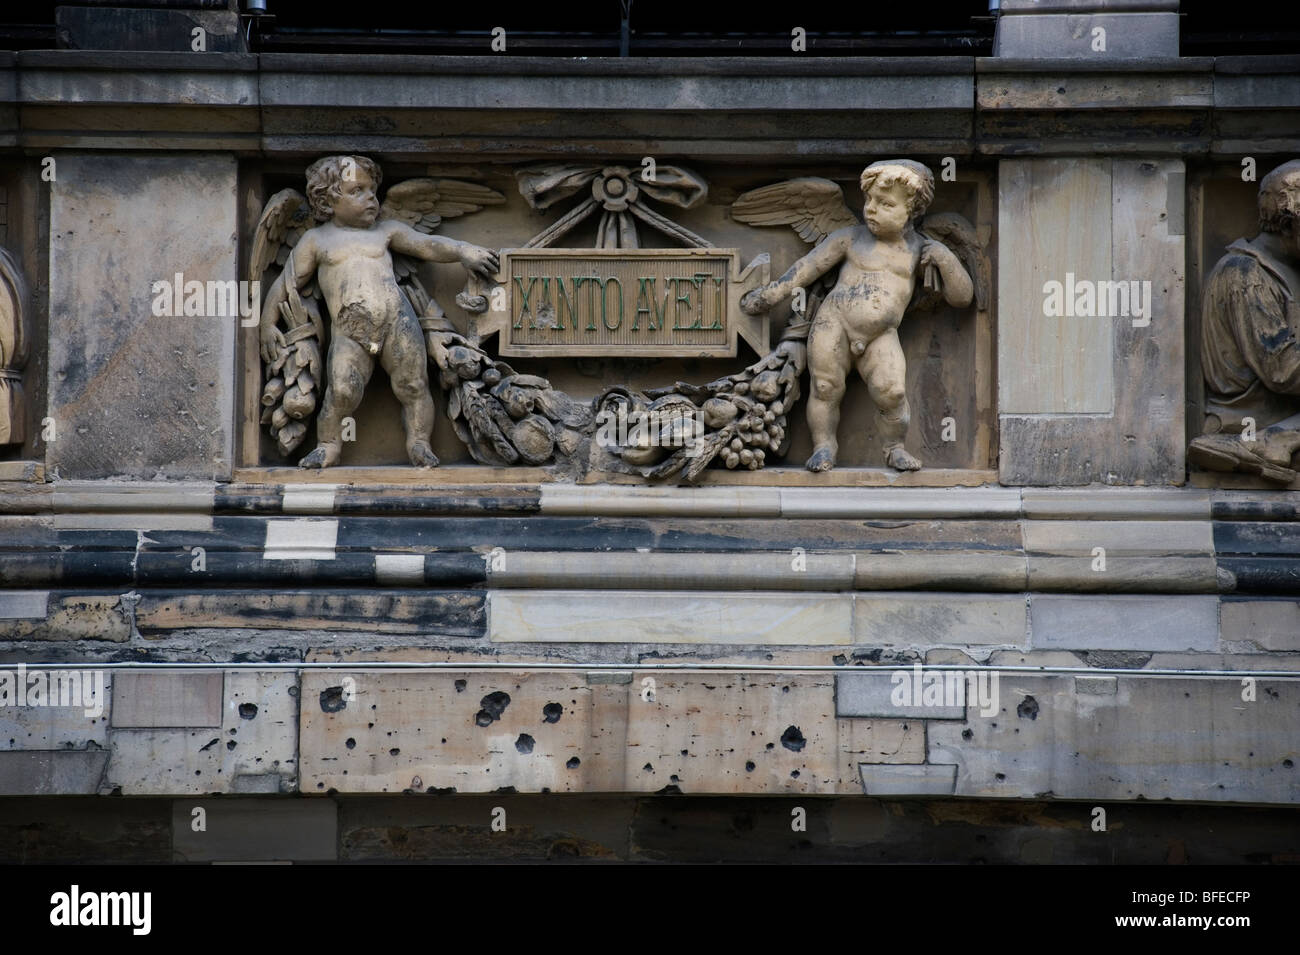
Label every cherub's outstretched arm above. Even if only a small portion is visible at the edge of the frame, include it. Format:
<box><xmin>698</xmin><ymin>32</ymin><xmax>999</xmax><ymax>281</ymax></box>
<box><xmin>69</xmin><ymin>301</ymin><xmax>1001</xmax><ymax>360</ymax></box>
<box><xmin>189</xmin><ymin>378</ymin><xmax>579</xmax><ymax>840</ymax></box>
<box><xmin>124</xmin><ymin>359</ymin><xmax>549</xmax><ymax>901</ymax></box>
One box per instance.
<box><xmin>385</xmin><ymin>221</ymin><xmax>499</xmax><ymax>277</ymax></box>
<box><xmin>259</xmin><ymin>234</ymin><xmax>319</xmax><ymax>364</ymax></box>
<box><xmin>772</xmin><ymin>230</ymin><xmax>851</xmax><ymax>296</ymax></box>
<box><xmin>742</xmin><ymin>229</ymin><xmax>850</xmax><ymax>314</ymax></box>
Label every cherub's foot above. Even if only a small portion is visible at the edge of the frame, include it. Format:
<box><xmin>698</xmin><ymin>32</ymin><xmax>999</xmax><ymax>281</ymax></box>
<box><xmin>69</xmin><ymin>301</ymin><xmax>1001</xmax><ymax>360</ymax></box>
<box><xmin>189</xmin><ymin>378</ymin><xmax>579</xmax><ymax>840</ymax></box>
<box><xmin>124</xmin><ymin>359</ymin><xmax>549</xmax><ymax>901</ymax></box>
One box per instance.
<box><xmin>407</xmin><ymin>440</ymin><xmax>440</xmax><ymax>469</ymax></box>
<box><xmin>299</xmin><ymin>443</ymin><xmax>341</xmax><ymax>469</ymax></box>
<box><xmin>806</xmin><ymin>445</ymin><xmax>836</xmax><ymax>472</ymax></box>
<box><xmin>885</xmin><ymin>445</ymin><xmax>922</xmax><ymax>471</ymax></box>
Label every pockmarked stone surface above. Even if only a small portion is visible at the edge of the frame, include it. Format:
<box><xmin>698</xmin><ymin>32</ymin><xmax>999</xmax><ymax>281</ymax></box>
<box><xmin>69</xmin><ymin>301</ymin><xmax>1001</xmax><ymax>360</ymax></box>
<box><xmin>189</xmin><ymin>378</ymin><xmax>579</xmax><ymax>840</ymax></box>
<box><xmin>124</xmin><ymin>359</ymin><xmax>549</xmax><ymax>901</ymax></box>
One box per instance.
<box><xmin>928</xmin><ymin>676</ymin><xmax>1300</xmax><ymax>803</ymax></box>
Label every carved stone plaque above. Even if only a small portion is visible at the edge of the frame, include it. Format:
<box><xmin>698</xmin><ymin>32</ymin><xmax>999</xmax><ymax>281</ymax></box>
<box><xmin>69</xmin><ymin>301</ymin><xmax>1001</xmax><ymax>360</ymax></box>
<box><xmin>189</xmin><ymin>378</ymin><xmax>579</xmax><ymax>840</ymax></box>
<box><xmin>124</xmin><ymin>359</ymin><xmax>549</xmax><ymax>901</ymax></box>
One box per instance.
<box><xmin>478</xmin><ymin>248</ymin><xmax>770</xmax><ymax>358</ymax></box>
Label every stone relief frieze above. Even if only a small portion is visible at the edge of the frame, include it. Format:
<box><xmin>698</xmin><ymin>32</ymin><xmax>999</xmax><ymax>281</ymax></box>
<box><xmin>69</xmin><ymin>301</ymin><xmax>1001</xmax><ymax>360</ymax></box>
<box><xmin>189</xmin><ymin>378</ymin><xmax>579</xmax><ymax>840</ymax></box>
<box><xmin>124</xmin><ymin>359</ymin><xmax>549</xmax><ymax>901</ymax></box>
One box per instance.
<box><xmin>249</xmin><ymin>156</ymin><xmax>985</xmax><ymax>481</ymax></box>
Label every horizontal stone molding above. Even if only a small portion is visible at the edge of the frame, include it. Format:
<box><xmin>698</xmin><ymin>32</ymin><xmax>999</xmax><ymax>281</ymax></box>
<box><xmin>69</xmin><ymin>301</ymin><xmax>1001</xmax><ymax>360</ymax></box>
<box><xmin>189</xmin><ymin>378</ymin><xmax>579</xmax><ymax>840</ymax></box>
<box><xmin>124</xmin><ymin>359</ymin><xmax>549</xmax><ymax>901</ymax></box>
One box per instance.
<box><xmin>0</xmin><ymin>52</ymin><xmax>1293</xmax><ymax>156</ymax></box>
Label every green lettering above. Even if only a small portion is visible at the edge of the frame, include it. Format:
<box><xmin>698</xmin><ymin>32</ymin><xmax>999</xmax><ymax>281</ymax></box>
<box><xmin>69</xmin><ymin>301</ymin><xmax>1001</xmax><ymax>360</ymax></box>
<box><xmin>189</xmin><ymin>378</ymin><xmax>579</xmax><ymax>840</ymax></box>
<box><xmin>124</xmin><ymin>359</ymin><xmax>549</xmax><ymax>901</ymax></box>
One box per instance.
<box><xmin>634</xmin><ymin>277</ymin><xmax>656</xmax><ymax>331</ymax></box>
<box><xmin>671</xmin><ymin>276</ymin><xmax>703</xmax><ymax>330</ymax></box>
<box><xmin>603</xmin><ymin>276</ymin><xmax>623</xmax><ymax>331</ymax></box>
<box><xmin>513</xmin><ymin>276</ymin><xmax>537</xmax><ymax>330</ymax></box>
<box><xmin>554</xmin><ymin>276</ymin><xmax>574</xmax><ymax>331</ymax></box>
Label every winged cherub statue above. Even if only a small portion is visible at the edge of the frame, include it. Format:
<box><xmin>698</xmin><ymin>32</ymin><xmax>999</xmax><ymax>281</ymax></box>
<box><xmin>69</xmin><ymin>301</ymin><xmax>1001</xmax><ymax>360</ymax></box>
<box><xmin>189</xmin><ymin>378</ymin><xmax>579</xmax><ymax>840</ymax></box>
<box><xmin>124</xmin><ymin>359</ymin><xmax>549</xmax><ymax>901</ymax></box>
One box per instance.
<box><xmin>735</xmin><ymin>161</ymin><xmax>986</xmax><ymax>472</ymax></box>
<box><xmin>251</xmin><ymin>156</ymin><xmax>503</xmax><ymax>467</ymax></box>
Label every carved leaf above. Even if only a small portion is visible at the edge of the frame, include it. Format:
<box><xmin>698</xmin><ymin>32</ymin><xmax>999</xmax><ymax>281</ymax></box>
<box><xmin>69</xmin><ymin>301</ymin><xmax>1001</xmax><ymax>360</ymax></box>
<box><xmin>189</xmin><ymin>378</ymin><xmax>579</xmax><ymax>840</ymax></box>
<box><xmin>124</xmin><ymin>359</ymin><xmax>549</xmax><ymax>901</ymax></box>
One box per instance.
<box><xmin>731</xmin><ymin>177</ymin><xmax>859</xmax><ymax>246</ymax></box>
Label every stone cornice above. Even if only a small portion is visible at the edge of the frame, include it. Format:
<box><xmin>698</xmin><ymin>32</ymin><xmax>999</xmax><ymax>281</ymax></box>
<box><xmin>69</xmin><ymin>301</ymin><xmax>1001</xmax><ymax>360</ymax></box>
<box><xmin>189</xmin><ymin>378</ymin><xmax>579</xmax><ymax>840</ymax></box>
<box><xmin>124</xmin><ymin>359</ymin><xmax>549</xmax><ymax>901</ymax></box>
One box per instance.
<box><xmin>0</xmin><ymin>52</ymin><xmax>1292</xmax><ymax>158</ymax></box>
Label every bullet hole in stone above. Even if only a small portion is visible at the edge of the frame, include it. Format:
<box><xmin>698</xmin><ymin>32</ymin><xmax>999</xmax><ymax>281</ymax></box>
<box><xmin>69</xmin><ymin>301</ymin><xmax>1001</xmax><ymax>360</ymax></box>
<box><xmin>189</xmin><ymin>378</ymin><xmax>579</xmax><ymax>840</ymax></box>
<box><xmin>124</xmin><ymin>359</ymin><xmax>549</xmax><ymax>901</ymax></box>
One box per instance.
<box><xmin>229</xmin><ymin>728</ymin><xmax>237</xmax><ymax>735</ymax></box>
<box><xmin>832</xmin><ymin>654</ymin><xmax>848</xmax><ymax>666</ymax></box>
<box><xmin>475</xmin><ymin>691</ymin><xmax>511</xmax><ymax>727</ymax></box>
<box><xmin>782</xmin><ymin>686</ymin><xmax>789</xmax><ymax>693</ymax></box>
<box><xmin>454</xmin><ymin>679</ymin><xmax>467</xmax><ymax>692</ymax></box>
<box><xmin>411</xmin><ymin>776</ymin><xmax>423</xmax><ymax>790</ymax></box>
<box><xmin>496</xmin><ymin>786</ymin><xmax>517</xmax><ymax>794</ymax></box>
<box><xmin>680</xmin><ymin>749</ymin><xmax>688</xmax><ymax>756</ymax></box>
<box><xmin>791</xmin><ymin>770</ymin><xmax>800</xmax><ymax>778</ymax></box>
<box><xmin>317</xmin><ymin>782</ymin><xmax>324</xmax><ymax>789</ymax></box>
<box><xmin>199</xmin><ymin>737</ymin><xmax>220</xmax><ymax>752</ymax></box>
<box><xmin>995</xmin><ymin>773</ymin><xmax>1006</xmax><ymax>781</ymax></box>
<box><xmin>238</xmin><ymin>703</ymin><xmax>258</xmax><ymax>720</ymax></box>
<box><xmin>643</xmin><ymin>763</ymin><xmax>654</xmax><ymax>772</ymax></box>
<box><xmin>745</xmin><ymin>761</ymin><xmax>755</xmax><ymax>772</ymax></box>
<box><xmin>991</xmin><ymin>722</ymin><xmax>998</xmax><ymax>728</ymax></box>
<box><xmin>345</xmin><ymin>738</ymin><xmax>356</xmax><ymax>749</ymax></box>
<box><xmin>288</xmin><ymin>686</ymin><xmax>298</xmax><ymax>697</ymax></box>
<box><xmin>516</xmin><ymin>734</ymin><xmax>535</xmax><ymax>754</ymax></box>
<box><xmin>1016</xmin><ymin>696</ymin><xmax>1039</xmax><ymax>720</ymax></box>
<box><xmin>961</xmin><ymin>729</ymin><xmax>974</xmax><ymax>740</ymax></box>
<box><xmin>766</xmin><ymin>742</ymin><xmax>774</xmax><ymax>750</ymax></box>
<box><xmin>367</xmin><ymin>722</ymin><xmax>374</xmax><ymax>729</ymax></box>
<box><xmin>781</xmin><ymin>726</ymin><xmax>806</xmax><ymax>752</ymax></box>
<box><xmin>441</xmin><ymin>738</ymin><xmax>447</xmax><ymax>744</ymax></box>
<box><xmin>427</xmin><ymin>786</ymin><xmax>456</xmax><ymax>795</ymax></box>
<box><xmin>542</xmin><ymin>703</ymin><xmax>563</xmax><ymax>723</ymax></box>
<box><xmin>320</xmin><ymin>686</ymin><xmax>347</xmax><ymax>713</ymax></box>
<box><xmin>194</xmin><ymin>770</ymin><xmax>201</xmax><ymax>776</ymax></box>
<box><xmin>656</xmin><ymin>784</ymin><xmax>682</xmax><ymax>796</ymax></box>
<box><xmin>670</xmin><ymin>775</ymin><xmax>680</xmax><ymax>783</ymax></box>
<box><xmin>1285</xmin><ymin>759</ymin><xmax>1294</xmax><ymax>769</ymax></box>
<box><xmin>226</xmin><ymin>741</ymin><xmax>236</xmax><ymax>751</ymax></box>
<box><xmin>541</xmin><ymin>787</ymin><xmax>551</xmax><ymax>794</ymax></box>
<box><xmin>566</xmin><ymin>757</ymin><xmax>581</xmax><ymax>769</ymax></box>
<box><xmin>389</xmin><ymin>748</ymin><xmax>400</xmax><ymax>756</ymax></box>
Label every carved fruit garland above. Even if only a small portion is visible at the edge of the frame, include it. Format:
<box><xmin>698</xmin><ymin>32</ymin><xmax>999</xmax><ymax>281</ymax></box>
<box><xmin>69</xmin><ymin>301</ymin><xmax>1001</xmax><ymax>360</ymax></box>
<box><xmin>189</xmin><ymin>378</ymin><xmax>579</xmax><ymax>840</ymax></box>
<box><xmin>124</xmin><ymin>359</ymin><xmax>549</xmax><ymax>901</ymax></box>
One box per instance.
<box><xmin>432</xmin><ymin>335</ymin><xmax>593</xmax><ymax>467</ymax></box>
<box><xmin>259</xmin><ymin>248</ymin><xmax>324</xmax><ymax>456</ymax></box>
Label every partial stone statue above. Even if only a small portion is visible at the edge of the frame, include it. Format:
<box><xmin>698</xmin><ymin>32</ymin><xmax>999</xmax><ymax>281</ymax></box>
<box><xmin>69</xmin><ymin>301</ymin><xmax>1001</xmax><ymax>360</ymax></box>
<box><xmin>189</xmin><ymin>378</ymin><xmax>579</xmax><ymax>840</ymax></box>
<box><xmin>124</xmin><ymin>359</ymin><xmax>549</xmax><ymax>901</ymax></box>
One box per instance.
<box><xmin>252</xmin><ymin>156</ymin><xmax>503</xmax><ymax>467</ymax></box>
<box><xmin>0</xmin><ymin>245</ymin><xmax>28</xmax><ymax>446</ymax></box>
<box><xmin>1189</xmin><ymin>159</ymin><xmax>1300</xmax><ymax>483</ymax></box>
<box><xmin>735</xmin><ymin>160</ymin><xmax>984</xmax><ymax>472</ymax></box>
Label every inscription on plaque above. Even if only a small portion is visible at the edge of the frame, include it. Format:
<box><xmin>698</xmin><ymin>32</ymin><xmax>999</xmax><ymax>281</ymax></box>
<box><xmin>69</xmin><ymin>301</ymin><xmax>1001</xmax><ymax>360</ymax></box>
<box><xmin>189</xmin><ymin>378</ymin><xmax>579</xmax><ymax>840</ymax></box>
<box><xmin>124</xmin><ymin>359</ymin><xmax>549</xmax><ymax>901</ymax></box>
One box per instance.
<box><xmin>478</xmin><ymin>248</ymin><xmax>770</xmax><ymax>357</ymax></box>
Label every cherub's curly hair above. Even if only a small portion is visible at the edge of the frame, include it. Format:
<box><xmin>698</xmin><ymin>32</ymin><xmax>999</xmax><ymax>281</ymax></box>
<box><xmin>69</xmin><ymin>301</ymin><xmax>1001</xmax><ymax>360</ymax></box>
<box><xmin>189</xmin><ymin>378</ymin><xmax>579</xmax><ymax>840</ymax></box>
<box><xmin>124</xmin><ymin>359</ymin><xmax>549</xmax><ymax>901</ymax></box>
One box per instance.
<box><xmin>1259</xmin><ymin>159</ymin><xmax>1300</xmax><ymax>235</ymax></box>
<box><xmin>860</xmin><ymin>159</ymin><xmax>934</xmax><ymax>221</ymax></box>
<box><xmin>305</xmin><ymin>155</ymin><xmax>382</xmax><ymax>222</ymax></box>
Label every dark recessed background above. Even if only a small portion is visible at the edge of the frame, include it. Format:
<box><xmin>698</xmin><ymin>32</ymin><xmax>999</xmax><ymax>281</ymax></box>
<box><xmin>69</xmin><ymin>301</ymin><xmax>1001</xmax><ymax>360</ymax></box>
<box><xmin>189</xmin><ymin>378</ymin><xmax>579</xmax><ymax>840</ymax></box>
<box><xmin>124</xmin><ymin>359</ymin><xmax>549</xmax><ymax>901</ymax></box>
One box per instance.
<box><xmin>2</xmin><ymin>1</ymin><xmax>1295</xmax><ymax>56</ymax></box>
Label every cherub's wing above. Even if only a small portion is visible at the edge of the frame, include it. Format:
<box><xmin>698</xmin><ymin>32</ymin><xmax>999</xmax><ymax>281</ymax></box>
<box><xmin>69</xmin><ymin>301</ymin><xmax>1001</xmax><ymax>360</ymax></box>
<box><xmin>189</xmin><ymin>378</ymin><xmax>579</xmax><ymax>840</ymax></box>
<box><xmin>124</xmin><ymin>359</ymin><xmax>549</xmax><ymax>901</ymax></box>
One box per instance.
<box><xmin>731</xmin><ymin>177</ymin><xmax>859</xmax><ymax>246</ymax></box>
<box><xmin>914</xmin><ymin>211</ymin><xmax>989</xmax><ymax>313</ymax></box>
<box><xmin>249</xmin><ymin>189</ymin><xmax>312</xmax><ymax>285</ymax></box>
<box><xmin>379</xmin><ymin>178</ymin><xmax>506</xmax><ymax>234</ymax></box>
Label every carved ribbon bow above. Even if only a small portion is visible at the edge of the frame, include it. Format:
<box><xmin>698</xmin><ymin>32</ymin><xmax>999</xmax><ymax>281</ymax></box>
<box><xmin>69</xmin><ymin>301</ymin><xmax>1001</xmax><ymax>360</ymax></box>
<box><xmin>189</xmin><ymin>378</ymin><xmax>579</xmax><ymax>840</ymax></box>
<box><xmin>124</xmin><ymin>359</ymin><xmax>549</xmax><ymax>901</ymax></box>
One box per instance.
<box><xmin>516</xmin><ymin>163</ymin><xmax>710</xmax><ymax>249</ymax></box>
